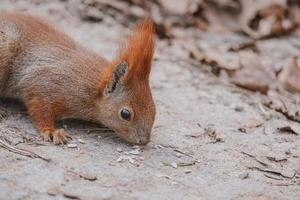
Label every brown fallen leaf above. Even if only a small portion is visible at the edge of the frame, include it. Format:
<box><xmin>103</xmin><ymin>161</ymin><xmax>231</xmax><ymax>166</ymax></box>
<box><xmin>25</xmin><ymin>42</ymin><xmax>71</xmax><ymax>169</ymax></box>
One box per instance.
<box><xmin>278</xmin><ymin>57</ymin><xmax>300</xmax><ymax>93</ymax></box>
<box><xmin>185</xmin><ymin>43</ymin><xmax>241</xmax><ymax>73</ymax></box>
<box><xmin>239</xmin><ymin>0</ymin><xmax>299</xmax><ymax>39</ymax></box>
<box><xmin>264</xmin><ymin>90</ymin><xmax>300</xmax><ymax>123</ymax></box>
<box><xmin>231</xmin><ymin>53</ymin><xmax>274</xmax><ymax>94</ymax></box>
<box><xmin>203</xmin><ymin>50</ymin><xmax>241</xmax><ymax>71</ymax></box>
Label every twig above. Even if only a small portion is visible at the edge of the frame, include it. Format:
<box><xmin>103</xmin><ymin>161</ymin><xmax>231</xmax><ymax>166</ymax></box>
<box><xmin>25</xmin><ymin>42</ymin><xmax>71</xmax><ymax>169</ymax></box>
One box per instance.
<box><xmin>248</xmin><ymin>166</ymin><xmax>296</xmax><ymax>179</ymax></box>
<box><xmin>241</xmin><ymin>151</ymin><xmax>269</xmax><ymax>167</ymax></box>
<box><xmin>0</xmin><ymin>137</ymin><xmax>51</xmax><ymax>162</ymax></box>
<box><xmin>228</xmin><ymin>41</ymin><xmax>256</xmax><ymax>52</ymax></box>
<box><xmin>63</xmin><ymin>192</ymin><xmax>81</xmax><ymax>200</ymax></box>
<box><xmin>264</xmin><ymin>173</ymin><xmax>284</xmax><ymax>181</ymax></box>
<box><xmin>177</xmin><ymin>160</ymin><xmax>196</xmax><ymax>167</ymax></box>
<box><xmin>67</xmin><ymin>170</ymin><xmax>97</xmax><ymax>181</ymax></box>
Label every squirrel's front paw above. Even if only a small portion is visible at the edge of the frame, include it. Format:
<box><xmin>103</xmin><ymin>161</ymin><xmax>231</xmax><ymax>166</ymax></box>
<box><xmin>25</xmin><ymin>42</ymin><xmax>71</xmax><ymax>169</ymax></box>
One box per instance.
<box><xmin>52</xmin><ymin>129</ymin><xmax>68</xmax><ymax>144</ymax></box>
<box><xmin>41</xmin><ymin>129</ymin><xmax>68</xmax><ymax>145</ymax></box>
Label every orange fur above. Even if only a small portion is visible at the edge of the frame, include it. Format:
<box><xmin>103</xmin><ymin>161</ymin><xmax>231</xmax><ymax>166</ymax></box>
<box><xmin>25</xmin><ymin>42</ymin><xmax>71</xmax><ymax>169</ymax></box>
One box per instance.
<box><xmin>25</xmin><ymin>94</ymin><xmax>69</xmax><ymax>144</ymax></box>
<box><xmin>26</xmin><ymin>96</ymin><xmax>55</xmax><ymax>133</ymax></box>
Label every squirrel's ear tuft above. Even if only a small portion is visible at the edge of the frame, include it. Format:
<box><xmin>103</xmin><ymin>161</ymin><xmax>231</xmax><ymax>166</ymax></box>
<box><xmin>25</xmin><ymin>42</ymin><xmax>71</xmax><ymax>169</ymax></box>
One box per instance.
<box><xmin>117</xmin><ymin>20</ymin><xmax>156</xmax><ymax>81</ymax></box>
<box><xmin>99</xmin><ymin>20</ymin><xmax>155</xmax><ymax>95</ymax></box>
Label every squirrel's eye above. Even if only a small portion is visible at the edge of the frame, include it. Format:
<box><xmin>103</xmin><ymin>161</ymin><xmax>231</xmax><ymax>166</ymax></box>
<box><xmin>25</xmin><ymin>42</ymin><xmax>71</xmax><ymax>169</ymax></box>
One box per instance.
<box><xmin>120</xmin><ymin>108</ymin><xmax>131</xmax><ymax>121</ymax></box>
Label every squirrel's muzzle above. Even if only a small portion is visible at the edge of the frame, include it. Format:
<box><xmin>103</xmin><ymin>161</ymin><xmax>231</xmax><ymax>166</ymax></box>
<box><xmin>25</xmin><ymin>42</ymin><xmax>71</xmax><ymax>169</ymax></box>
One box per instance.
<box><xmin>122</xmin><ymin>128</ymin><xmax>151</xmax><ymax>145</ymax></box>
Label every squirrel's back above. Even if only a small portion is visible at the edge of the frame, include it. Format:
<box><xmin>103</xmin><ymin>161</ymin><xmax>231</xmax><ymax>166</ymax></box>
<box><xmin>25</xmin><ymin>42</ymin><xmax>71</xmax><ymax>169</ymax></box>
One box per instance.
<box><xmin>0</xmin><ymin>12</ymin><xmax>108</xmax><ymax>106</ymax></box>
<box><xmin>0</xmin><ymin>12</ymin><xmax>77</xmax><ymax>50</ymax></box>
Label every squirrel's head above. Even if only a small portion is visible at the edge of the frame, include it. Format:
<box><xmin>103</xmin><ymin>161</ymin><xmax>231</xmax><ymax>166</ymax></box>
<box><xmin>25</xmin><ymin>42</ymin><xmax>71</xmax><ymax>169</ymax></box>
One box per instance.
<box><xmin>97</xmin><ymin>20</ymin><xmax>156</xmax><ymax>145</ymax></box>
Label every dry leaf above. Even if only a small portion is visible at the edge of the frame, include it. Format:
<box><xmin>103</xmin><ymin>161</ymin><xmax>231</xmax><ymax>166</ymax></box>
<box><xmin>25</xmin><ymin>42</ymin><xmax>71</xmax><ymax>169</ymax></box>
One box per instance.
<box><xmin>278</xmin><ymin>57</ymin><xmax>300</xmax><ymax>92</ymax></box>
<box><xmin>239</xmin><ymin>0</ymin><xmax>298</xmax><ymax>39</ymax></box>
<box><xmin>231</xmin><ymin>54</ymin><xmax>273</xmax><ymax>94</ymax></box>
<box><xmin>265</xmin><ymin>90</ymin><xmax>300</xmax><ymax>122</ymax></box>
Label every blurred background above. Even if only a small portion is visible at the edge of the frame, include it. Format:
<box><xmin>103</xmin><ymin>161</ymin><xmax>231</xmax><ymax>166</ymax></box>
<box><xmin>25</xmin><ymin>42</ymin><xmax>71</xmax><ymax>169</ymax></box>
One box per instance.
<box><xmin>1</xmin><ymin>1</ymin><xmax>300</xmax><ymax>200</ymax></box>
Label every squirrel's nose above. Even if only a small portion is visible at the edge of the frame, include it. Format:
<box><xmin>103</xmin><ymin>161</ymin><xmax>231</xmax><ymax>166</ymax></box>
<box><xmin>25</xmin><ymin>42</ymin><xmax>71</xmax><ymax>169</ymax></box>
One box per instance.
<box><xmin>134</xmin><ymin>131</ymin><xmax>150</xmax><ymax>145</ymax></box>
<box><xmin>139</xmin><ymin>134</ymin><xmax>150</xmax><ymax>145</ymax></box>
<box><xmin>133</xmin><ymin>136</ymin><xmax>150</xmax><ymax>145</ymax></box>
<box><xmin>138</xmin><ymin>138</ymin><xmax>150</xmax><ymax>145</ymax></box>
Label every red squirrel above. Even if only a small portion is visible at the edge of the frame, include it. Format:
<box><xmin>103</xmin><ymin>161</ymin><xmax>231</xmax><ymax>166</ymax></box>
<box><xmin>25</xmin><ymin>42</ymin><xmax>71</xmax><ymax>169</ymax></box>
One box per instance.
<box><xmin>0</xmin><ymin>12</ymin><xmax>156</xmax><ymax>145</ymax></box>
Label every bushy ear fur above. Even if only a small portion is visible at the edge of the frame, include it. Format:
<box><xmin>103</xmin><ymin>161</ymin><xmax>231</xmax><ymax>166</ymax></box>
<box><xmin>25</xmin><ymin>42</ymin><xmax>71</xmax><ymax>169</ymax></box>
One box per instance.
<box><xmin>114</xmin><ymin>20</ymin><xmax>155</xmax><ymax>81</ymax></box>
<box><xmin>120</xmin><ymin>20</ymin><xmax>155</xmax><ymax>81</ymax></box>
<box><xmin>99</xmin><ymin>20</ymin><xmax>155</xmax><ymax>95</ymax></box>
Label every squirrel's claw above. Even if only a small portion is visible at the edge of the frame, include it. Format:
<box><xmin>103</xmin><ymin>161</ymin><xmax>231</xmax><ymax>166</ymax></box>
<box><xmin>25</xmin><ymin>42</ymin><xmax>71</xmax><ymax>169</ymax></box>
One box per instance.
<box><xmin>52</xmin><ymin>129</ymin><xmax>68</xmax><ymax>145</ymax></box>
<box><xmin>41</xmin><ymin>131</ymin><xmax>52</xmax><ymax>142</ymax></box>
<box><xmin>41</xmin><ymin>129</ymin><xmax>68</xmax><ymax>145</ymax></box>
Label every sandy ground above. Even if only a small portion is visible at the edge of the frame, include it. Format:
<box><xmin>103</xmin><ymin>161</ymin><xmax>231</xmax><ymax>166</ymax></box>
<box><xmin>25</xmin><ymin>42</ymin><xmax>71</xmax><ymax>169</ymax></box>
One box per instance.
<box><xmin>0</xmin><ymin>1</ymin><xmax>299</xmax><ymax>200</ymax></box>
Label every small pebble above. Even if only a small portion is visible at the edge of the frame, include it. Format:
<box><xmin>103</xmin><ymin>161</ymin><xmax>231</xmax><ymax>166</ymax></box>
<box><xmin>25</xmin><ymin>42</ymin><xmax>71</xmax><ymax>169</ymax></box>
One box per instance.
<box><xmin>238</xmin><ymin>127</ymin><xmax>247</xmax><ymax>133</ymax></box>
<box><xmin>157</xmin><ymin>173</ymin><xmax>171</xmax><ymax>179</ymax></box>
<box><xmin>67</xmin><ymin>143</ymin><xmax>77</xmax><ymax>148</ymax></box>
<box><xmin>116</xmin><ymin>148</ymin><xmax>123</xmax><ymax>152</ymax></box>
<box><xmin>175</xmin><ymin>153</ymin><xmax>182</xmax><ymax>158</ymax></box>
<box><xmin>129</xmin><ymin>149</ymin><xmax>140</xmax><ymax>155</ymax></box>
<box><xmin>239</xmin><ymin>172</ymin><xmax>249</xmax><ymax>179</ymax></box>
<box><xmin>47</xmin><ymin>187</ymin><xmax>60</xmax><ymax>196</ymax></box>
<box><xmin>79</xmin><ymin>173</ymin><xmax>97</xmax><ymax>181</ymax></box>
<box><xmin>139</xmin><ymin>156</ymin><xmax>145</xmax><ymax>161</ymax></box>
<box><xmin>171</xmin><ymin>162</ymin><xmax>178</xmax><ymax>169</ymax></box>
<box><xmin>235</xmin><ymin>106</ymin><xmax>244</xmax><ymax>112</ymax></box>
<box><xmin>78</xmin><ymin>139</ymin><xmax>85</xmax><ymax>144</ymax></box>
<box><xmin>117</xmin><ymin>155</ymin><xmax>135</xmax><ymax>164</ymax></box>
<box><xmin>184</xmin><ymin>169</ymin><xmax>192</xmax><ymax>174</ymax></box>
<box><xmin>171</xmin><ymin>181</ymin><xmax>178</xmax><ymax>185</ymax></box>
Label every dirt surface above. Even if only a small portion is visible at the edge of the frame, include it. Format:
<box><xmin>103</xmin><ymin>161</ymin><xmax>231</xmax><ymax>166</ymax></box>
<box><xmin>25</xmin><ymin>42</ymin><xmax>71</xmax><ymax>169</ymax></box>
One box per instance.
<box><xmin>0</xmin><ymin>1</ymin><xmax>300</xmax><ymax>200</ymax></box>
